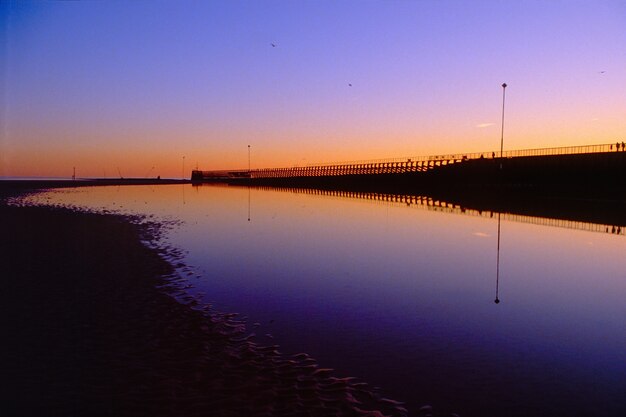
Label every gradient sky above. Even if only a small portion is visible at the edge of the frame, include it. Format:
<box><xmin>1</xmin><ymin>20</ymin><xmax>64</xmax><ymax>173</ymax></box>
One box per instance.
<box><xmin>2</xmin><ymin>0</ymin><xmax>625</xmax><ymax>178</ymax></box>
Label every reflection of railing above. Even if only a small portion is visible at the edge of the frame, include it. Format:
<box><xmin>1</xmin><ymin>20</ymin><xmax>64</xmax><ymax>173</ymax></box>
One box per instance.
<box><xmin>250</xmin><ymin>186</ymin><xmax>626</xmax><ymax>237</ymax></box>
<box><xmin>193</xmin><ymin>142</ymin><xmax>626</xmax><ymax>180</ymax></box>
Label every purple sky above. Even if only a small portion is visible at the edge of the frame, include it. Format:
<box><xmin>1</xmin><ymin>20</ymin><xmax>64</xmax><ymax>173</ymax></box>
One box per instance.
<box><xmin>2</xmin><ymin>0</ymin><xmax>625</xmax><ymax>178</ymax></box>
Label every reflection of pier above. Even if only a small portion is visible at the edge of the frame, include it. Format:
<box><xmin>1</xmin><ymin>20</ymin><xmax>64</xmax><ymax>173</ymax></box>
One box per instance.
<box><xmin>238</xmin><ymin>185</ymin><xmax>626</xmax><ymax>237</ymax></box>
<box><xmin>192</xmin><ymin>182</ymin><xmax>624</xmax><ymax>305</ymax></box>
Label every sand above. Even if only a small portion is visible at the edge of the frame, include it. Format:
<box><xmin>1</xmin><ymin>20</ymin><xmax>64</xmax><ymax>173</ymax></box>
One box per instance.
<box><xmin>0</xmin><ymin>184</ymin><xmax>412</xmax><ymax>417</ymax></box>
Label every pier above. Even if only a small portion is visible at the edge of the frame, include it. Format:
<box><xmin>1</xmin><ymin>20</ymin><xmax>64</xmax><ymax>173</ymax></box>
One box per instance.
<box><xmin>191</xmin><ymin>142</ymin><xmax>626</xmax><ymax>197</ymax></box>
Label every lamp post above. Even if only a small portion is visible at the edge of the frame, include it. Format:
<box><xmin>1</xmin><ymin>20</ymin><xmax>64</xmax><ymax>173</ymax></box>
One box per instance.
<box><xmin>248</xmin><ymin>145</ymin><xmax>251</xmax><ymax>172</ymax></box>
<box><xmin>182</xmin><ymin>156</ymin><xmax>185</xmax><ymax>180</ymax></box>
<box><xmin>500</xmin><ymin>83</ymin><xmax>507</xmax><ymax>161</ymax></box>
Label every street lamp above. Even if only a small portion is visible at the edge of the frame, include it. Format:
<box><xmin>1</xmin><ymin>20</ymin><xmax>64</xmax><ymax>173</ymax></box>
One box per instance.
<box><xmin>248</xmin><ymin>145</ymin><xmax>251</xmax><ymax>173</ymax></box>
<box><xmin>500</xmin><ymin>83</ymin><xmax>507</xmax><ymax>160</ymax></box>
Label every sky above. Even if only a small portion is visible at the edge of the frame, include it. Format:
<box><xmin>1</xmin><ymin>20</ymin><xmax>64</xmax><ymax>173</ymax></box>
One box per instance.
<box><xmin>1</xmin><ymin>0</ymin><xmax>625</xmax><ymax>178</ymax></box>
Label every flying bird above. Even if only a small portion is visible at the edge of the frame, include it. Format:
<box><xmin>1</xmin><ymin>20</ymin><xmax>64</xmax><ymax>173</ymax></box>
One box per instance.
<box><xmin>348</xmin><ymin>83</ymin><xmax>352</xmax><ymax>87</ymax></box>
<box><xmin>271</xmin><ymin>43</ymin><xmax>276</xmax><ymax>47</ymax></box>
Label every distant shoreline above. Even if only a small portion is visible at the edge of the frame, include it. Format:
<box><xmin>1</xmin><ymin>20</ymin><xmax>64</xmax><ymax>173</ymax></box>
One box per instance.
<box><xmin>0</xmin><ymin>177</ymin><xmax>190</xmax><ymax>190</ymax></box>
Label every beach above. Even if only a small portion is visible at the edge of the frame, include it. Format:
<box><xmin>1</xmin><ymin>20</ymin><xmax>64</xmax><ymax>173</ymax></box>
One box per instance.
<box><xmin>0</xmin><ymin>183</ymin><xmax>410</xmax><ymax>417</ymax></box>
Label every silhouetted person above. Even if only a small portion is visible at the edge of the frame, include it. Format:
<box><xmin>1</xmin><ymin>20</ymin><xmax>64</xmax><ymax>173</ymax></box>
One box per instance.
<box><xmin>616</xmin><ymin>142</ymin><xmax>620</xmax><ymax>151</ymax></box>
<box><xmin>492</xmin><ymin>152</ymin><xmax>495</xmax><ymax>158</ymax></box>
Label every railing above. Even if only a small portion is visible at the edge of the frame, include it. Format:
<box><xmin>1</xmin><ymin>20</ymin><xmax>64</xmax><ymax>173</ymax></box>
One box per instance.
<box><xmin>193</xmin><ymin>142</ymin><xmax>625</xmax><ymax>180</ymax></box>
<box><xmin>307</xmin><ymin>142</ymin><xmax>622</xmax><ymax>166</ymax></box>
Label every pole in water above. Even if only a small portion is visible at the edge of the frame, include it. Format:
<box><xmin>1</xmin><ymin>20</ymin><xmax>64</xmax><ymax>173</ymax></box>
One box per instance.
<box><xmin>248</xmin><ymin>145</ymin><xmax>251</xmax><ymax>173</ymax></box>
<box><xmin>499</xmin><ymin>83</ymin><xmax>507</xmax><ymax>169</ymax></box>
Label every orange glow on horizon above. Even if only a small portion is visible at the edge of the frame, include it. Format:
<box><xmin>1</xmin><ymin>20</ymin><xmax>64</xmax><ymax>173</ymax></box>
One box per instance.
<box><xmin>2</xmin><ymin>1</ymin><xmax>625</xmax><ymax>178</ymax></box>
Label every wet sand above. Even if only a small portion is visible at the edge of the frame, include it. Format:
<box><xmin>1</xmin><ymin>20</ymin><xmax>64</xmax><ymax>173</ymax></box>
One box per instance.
<box><xmin>0</xmin><ymin>184</ymin><xmax>411</xmax><ymax>417</ymax></box>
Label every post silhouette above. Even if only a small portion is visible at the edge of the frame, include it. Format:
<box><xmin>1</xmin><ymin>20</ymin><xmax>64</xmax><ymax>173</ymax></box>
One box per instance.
<box><xmin>499</xmin><ymin>83</ymin><xmax>507</xmax><ymax>169</ymax></box>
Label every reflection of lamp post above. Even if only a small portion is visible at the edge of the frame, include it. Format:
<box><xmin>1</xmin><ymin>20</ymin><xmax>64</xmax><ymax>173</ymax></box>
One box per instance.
<box><xmin>495</xmin><ymin>212</ymin><xmax>501</xmax><ymax>304</ymax></box>
<box><xmin>247</xmin><ymin>145</ymin><xmax>252</xmax><ymax>220</ymax></box>
<box><xmin>500</xmin><ymin>83</ymin><xmax>507</xmax><ymax>164</ymax></box>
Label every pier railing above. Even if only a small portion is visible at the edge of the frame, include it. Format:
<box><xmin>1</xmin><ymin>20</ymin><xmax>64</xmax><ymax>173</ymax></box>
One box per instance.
<box><xmin>193</xmin><ymin>142</ymin><xmax>624</xmax><ymax>180</ymax></box>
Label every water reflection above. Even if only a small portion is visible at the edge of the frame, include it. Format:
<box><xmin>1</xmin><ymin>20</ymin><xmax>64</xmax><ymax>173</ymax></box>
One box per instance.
<box><xmin>191</xmin><ymin>184</ymin><xmax>626</xmax><ymax>312</ymax></box>
<box><xmin>197</xmin><ymin>184</ymin><xmax>626</xmax><ymax>237</ymax></box>
<box><xmin>206</xmin><ymin>184</ymin><xmax>626</xmax><ymax>312</ymax></box>
<box><xmin>18</xmin><ymin>184</ymin><xmax>626</xmax><ymax>417</ymax></box>
<box><xmin>495</xmin><ymin>213</ymin><xmax>501</xmax><ymax>304</ymax></box>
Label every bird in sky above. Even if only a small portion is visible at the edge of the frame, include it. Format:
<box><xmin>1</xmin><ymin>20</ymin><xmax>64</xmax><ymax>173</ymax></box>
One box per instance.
<box><xmin>271</xmin><ymin>42</ymin><xmax>276</xmax><ymax>47</ymax></box>
<box><xmin>348</xmin><ymin>83</ymin><xmax>352</xmax><ymax>87</ymax></box>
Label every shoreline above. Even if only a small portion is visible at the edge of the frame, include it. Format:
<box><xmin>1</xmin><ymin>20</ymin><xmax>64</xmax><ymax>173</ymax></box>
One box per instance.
<box><xmin>0</xmin><ymin>184</ymin><xmax>412</xmax><ymax>417</ymax></box>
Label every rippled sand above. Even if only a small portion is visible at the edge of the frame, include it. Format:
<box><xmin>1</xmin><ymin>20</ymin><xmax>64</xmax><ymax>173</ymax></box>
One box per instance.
<box><xmin>1</xmin><ymin>189</ymin><xmax>412</xmax><ymax>417</ymax></box>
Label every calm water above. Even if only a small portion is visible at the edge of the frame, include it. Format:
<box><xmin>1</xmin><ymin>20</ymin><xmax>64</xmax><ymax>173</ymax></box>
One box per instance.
<box><xmin>21</xmin><ymin>184</ymin><xmax>626</xmax><ymax>417</ymax></box>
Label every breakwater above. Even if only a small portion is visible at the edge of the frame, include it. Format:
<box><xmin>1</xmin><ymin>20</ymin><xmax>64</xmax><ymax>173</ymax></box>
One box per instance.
<box><xmin>192</xmin><ymin>143</ymin><xmax>626</xmax><ymax>198</ymax></box>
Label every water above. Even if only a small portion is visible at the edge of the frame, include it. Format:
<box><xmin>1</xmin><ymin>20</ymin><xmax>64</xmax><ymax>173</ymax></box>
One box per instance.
<box><xmin>20</xmin><ymin>184</ymin><xmax>626</xmax><ymax>417</ymax></box>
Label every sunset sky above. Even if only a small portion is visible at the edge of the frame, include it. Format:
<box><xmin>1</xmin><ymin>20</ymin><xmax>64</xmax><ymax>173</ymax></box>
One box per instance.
<box><xmin>2</xmin><ymin>0</ymin><xmax>625</xmax><ymax>178</ymax></box>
